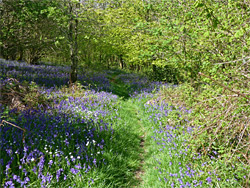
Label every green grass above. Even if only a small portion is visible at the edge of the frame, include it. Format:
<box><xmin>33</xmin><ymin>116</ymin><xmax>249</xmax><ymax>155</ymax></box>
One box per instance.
<box><xmin>85</xmin><ymin>99</ymin><xmax>144</xmax><ymax>187</ymax></box>
<box><xmin>133</xmin><ymin>99</ymin><xmax>186</xmax><ymax>188</ymax></box>
<box><xmin>3</xmin><ymin>70</ymin><xmax>248</xmax><ymax>187</ymax></box>
<box><xmin>63</xmin><ymin>78</ymin><xmax>248</xmax><ymax>187</ymax></box>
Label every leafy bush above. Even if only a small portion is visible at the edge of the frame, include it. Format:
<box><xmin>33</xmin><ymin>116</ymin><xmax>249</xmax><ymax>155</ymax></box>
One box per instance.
<box><xmin>160</xmin><ymin>58</ymin><xmax>250</xmax><ymax>186</ymax></box>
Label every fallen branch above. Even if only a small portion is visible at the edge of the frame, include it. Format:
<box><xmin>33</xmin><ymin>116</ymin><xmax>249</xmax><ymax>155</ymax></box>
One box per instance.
<box><xmin>0</xmin><ymin>120</ymin><xmax>26</xmax><ymax>142</ymax></box>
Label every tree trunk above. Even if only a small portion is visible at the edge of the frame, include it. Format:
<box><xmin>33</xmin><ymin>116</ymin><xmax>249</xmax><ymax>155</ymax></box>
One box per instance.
<box><xmin>137</xmin><ymin>64</ymin><xmax>140</xmax><ymax>72</ymax></box>
<box><xmin>19</xmin><ymin>48</ymin><xmax>23</xmax><ymax>61</ymax></box>
<box><xmin>153</xmin><ymin>64</ymin><xmax>157</xmax><ymax>73</ymax></box>
<box><xmin>119</xmin><ymin>55</ymin><xmax>124</xmax><ymax>69</ymax></box>
<box><xmin>68</xmin><ymin>3</ymin><xmax>78</xmax><ymax>84</ymax></box>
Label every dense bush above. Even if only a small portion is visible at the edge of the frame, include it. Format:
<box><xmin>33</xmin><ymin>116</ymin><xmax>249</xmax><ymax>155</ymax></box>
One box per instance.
<box><xmin>160</xmin><ymin>58</ymin><xmax>250</xmax><ymax>186</ymax></box>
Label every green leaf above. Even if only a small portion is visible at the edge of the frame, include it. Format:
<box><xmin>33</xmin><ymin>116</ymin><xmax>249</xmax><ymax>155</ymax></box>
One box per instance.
<box><xmin>212</xmin><ymin>20</ymin><xmax>218</xmax><ymax>28</ymax></box>
<box><xmin>194</xmin><ymin>0</ymin><xmax>204</xmax><ymax>8</ymax></box>
<box><xmin>234</xmin><ymin>29</ymin><xmax>244</xmax><ymax>38</ymax></box>
<box><xmin>204</xmin><ymin>31</ymin><xmax>210</xmax><ymax>37</ymax></box>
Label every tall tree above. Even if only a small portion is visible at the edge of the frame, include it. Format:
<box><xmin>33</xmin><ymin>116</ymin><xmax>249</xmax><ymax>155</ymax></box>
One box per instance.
<box><xmin>0</xmin><ymin>0</ymin><xmax>59</xmax><ymax>63</ymax></box>
<box><xmin>49</xmin><ymin>0</ymin><xmax>90</xmax><ymax>83</ymax></box>
<box><xmin>67</xmin><ymin>0</ymin><xmax>79</xmax><ymax>83</ymax></box>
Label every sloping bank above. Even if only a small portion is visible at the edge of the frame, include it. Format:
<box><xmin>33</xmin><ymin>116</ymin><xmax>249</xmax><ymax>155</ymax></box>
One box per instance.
<box><xmin>131</xmin><ymin>86</ymin><xmax>247</xmax><ymax>188</ymax></box>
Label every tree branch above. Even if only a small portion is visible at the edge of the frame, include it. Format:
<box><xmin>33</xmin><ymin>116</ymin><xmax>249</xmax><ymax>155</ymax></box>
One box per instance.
<box><xmin>198</xmin><ymin>72</ymin><xmax>250</xmax><ymax>100</ymax></box>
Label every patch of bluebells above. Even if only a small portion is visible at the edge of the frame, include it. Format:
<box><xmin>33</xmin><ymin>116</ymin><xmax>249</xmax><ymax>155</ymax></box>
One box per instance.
<box><xmin>142</xmin><ymin>99</ymin><xmax>242</xmax><ymax>187</ymax></box>
<box><xmin>49</xmin><ymin>90</ymin><xmax>118</xmax><ymax>123</ymax></box>
<box><xmin>0</xmin><ymin>59</ymin><xmax>70</xmax><ymax>88</ymax></box>
<box><xmin>0</xmin><ymin>99</ymin><xmax>115</xmax><ymax>187</ymax></box>
<box><xmin>0</xmin><ymin>59</ymin><xmax>166</xmax><ymax>97</ymax></box>
<box><xmin>78</xmin><ymin>71</ymin><xmax>111</xmax><ymax>92</ymax></box>
<box><xmin>0</xmin><ymin>59</ymin><xmax>173</xmax><ymax>187</ymax></box>
<box><xmin>113</xmin><ymin>73</ymin><xmax>169</xmax><ymax>97</ymax></box>
<box><xmin>0</xmin><ymin>59</ymin><xmax>120</xmax><ymax>187</ymax></box>
<box><xmin>0</xmin><ymin>58</ymin><xmax>111</xmax><ymax>91</ymax></box>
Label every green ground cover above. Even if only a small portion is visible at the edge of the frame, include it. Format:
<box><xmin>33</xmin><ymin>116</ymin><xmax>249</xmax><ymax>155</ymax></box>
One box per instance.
<box><xmin>1</xmin><ymin>59</ymin><xmax>249</xmax><ymax>187</ymax></box>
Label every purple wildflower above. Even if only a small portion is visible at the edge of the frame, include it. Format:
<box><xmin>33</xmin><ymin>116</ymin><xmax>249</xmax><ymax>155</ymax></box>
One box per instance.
<box><xmin>206</xmin><ymin>177</ymin><xmax>212</xmax><ymax>184</ymax></box>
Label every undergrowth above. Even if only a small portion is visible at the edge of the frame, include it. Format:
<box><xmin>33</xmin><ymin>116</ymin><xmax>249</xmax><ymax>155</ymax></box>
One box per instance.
<box><xmin>159</xmin><ymin>61</ymin><xmax>250</xmax><ymax>187</ymax></box>
<box><xmin>1</xmin><ymin>58</ymin><xmax>249</xmax><ymax>187</ymax></box>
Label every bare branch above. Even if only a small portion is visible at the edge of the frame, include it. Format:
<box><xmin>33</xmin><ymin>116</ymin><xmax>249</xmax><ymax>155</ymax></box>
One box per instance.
<box><xmin>0</xmin><ymin>120</ymin><xmax>26</xmax><ymax>142</ymax></box>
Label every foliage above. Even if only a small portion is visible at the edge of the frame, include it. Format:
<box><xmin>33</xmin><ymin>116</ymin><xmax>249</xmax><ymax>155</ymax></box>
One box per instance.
<box><xmin>1</xmin><ymin>0</ymin><xmax>249</xmax><ymax>83</ymax></box>
<box><xmin>0</xmin><ymin>78</ymin><xmax>50</xmax><ymax>111</ymax></box>
<box><xmin>1</xmin><ymin>0</ymin><xmax>250</xmax><ymax>187</ymax></box>
<box><xmin>0</xmin><ymin>0</ymin><xmax>59</xmax><ymax>64</ymax></box>
<box><xmin>159</xmin><ymin>58</ymin><xmax>250</xmax><ymax>187</ymax></box>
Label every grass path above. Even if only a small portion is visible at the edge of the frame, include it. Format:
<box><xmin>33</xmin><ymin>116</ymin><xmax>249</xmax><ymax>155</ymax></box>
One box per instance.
<box><xmin>85</xmin><ymin>73</ymin><xmax>247</xmax><ymax>187</ymax></box>
<box><xmin>1</xmin><ymin>63</ymin><xmax>247</xmax><ymax>187</ymax></box>
<box><xmin>86</xmin><ymin>72</ymin><xmax>148</xmax><ymax>187</ymax></box>
<box><xmin>104</xmin><ymin>72</ymin><xmax>178</xmax><ymax>188</ymax></box>
<box><xmin>134</xmin><ymin>107</ymin><xmax>146</xmax><ymax>186</ymax></box>
<box><xmin>105</xmin><ymin>73</ymin><xmax>185</xmax><ymax>187</ymax></box>
<box><xmin>104</xmin><ymin>72</ymin><xmax>148</xmax><ymax>187</ymax></box>
<box><xmin>88</xmin><ymin>99</ymin><xmax>142</xmax><ymax>187</ymax></box>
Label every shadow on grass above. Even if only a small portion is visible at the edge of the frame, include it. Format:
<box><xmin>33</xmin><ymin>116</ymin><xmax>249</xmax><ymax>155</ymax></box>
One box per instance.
<box><xmin>1</xmin><ymin>59</ymin><xmax>149</xmax><ymax>101</ymax></box>
<box><xmin>1</xmin><ymin>60</ymin><xmax>146</xmax><ymax>187</ymax></box>
<box><xmin>104</xmin><ymin>69</ymin><xmax>130</xmax><ymax>99</ymax></box>
<box><xmin>0</xmin><ymin>101</ymin><xmax>142</xmax><ymax>187</ymax></box>
<box><xmin>93</xmin><ymin>100</ymin><xmax>142</xmax><ymax>187</ymax></box>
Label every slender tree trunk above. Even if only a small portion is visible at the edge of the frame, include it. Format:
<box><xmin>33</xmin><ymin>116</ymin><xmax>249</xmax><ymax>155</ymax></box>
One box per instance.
<box><xmin>70</xmin><ymin>25</ymin><xmax>78</xmax><ymax>83</ymax></box>
<box><xmin>68</xmin><ymin>2</ymin><xmax>78</xmax><ymax>84</ymax></box>
<box><xmin>99</xmin><ymin>53</ymin><xmax>102</xmax><ymax>64</ymax></box>
<box><xmin>19</xmin><ymin>48</ymin><xmax>23</xmax><ymax>61</ymax></box>
<box><xmin>153</xmin><ymin>64</ymin><xmax>157</xmax><ymax>73</ymax></box>
<box><xmin>137</xmin><ymin>64</ymin><xmax>140</xmax><ymax>72</ymax></box>
<box><xmin>119</xmin><ymin>55</ymin><xmax>124</xmax><ymax>69</ymax></box>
